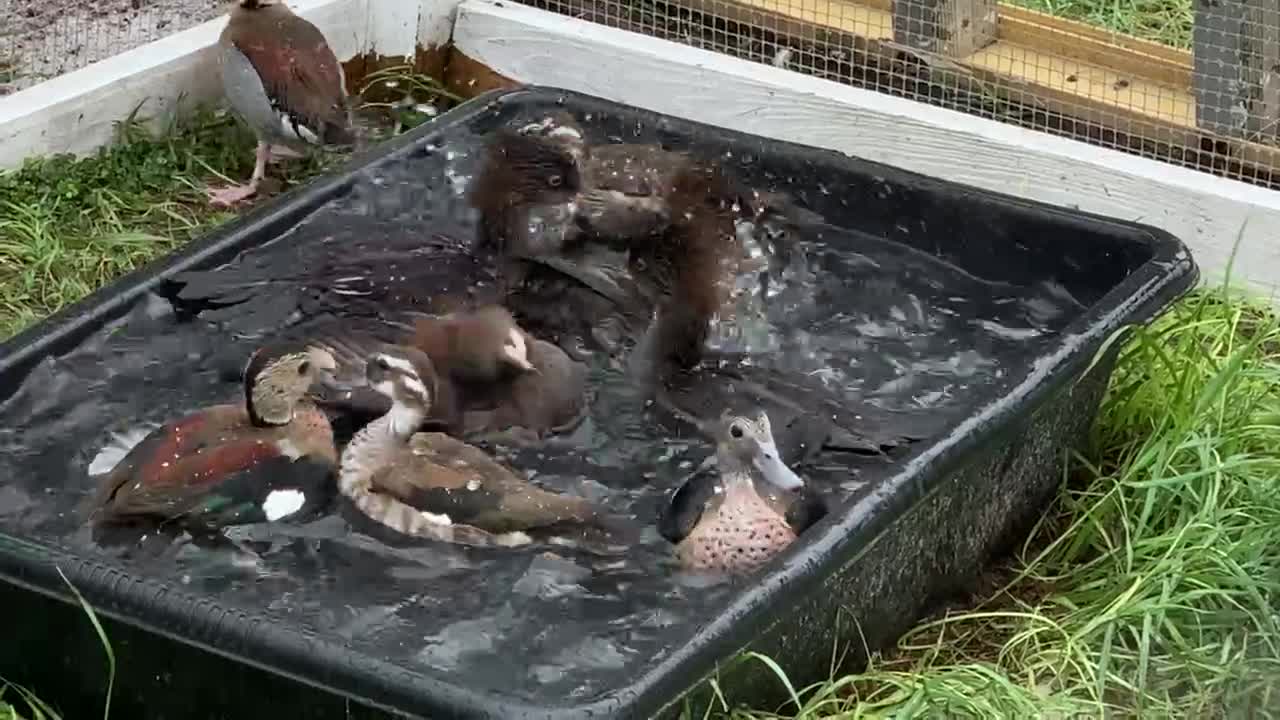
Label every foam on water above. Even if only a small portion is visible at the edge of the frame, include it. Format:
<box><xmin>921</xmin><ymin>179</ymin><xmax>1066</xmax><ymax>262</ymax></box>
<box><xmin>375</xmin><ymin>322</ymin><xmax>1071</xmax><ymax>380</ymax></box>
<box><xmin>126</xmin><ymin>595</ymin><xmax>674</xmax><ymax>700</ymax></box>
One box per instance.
<box><xmin>0</xmin><ymin>107</ymin><xmax>1087</xmax><ymax>704</ymax></box>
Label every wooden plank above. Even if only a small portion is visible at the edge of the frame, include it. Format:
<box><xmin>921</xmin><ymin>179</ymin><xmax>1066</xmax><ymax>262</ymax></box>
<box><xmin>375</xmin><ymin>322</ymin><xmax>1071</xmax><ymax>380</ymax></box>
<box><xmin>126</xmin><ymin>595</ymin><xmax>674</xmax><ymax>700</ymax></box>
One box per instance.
<box><xmin>1194</xmin><ymin>0</ymin><xmax>1280</xmax><ymax>142</ymax></box>
<box><xmin>719</xmin><ymin>0</ymin><xmax>1280</xmax><ymax>175</ymax></box>
<box><xmin>453</xmin><ymin>0</ymin><xmax>1280</xmax><ymax>297</ymax></box>
<box><xmin>892</xmin><ymin>0</ymin><xmax>998</xmax><ymax>58</ymax></box>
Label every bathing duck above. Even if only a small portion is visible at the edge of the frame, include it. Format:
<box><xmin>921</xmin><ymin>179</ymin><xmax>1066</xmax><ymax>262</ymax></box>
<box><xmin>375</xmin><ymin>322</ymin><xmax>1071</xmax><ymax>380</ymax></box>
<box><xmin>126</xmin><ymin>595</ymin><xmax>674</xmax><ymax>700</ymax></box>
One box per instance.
<box><xmin>659</xmin><ymin>409</ymin><xmax>827</xmax><ymax>573</ymax></box>
<box><xmin>628</xmin><ymin>158</ymin><xmax>750</xmax><ymax>375</ymax></box>
<box><xmin>311</xmin><ymin>305</ymin><xmax>588</xmax><ymax>440</ymax></box>
<box><xmin>206</xmin><ymin>0</ymin><xmax>355</xmax><ymax>207</ymax></box>
<box><xmin>337</xmin><ymin>344</ymin><xmax>628</xmax><ymax>550</ymax></box>
<box><xmin>627</xmin><ymin>160</ymin><xmax>936</xmax><ymax>459</ymax></box>
<box><xmin>508</xmin><ymin>111</ymin><xmax>826</xmax><ymax>243</ymax></box>
<box><xmin>87</xmin><ymin>343</ymin><xmax>340</xmax><ymax>532</ymax></box>
<box><xmin>467</xmin><ymin>126</ymin><xmax>656</xmax><ymax>315</ymax></box>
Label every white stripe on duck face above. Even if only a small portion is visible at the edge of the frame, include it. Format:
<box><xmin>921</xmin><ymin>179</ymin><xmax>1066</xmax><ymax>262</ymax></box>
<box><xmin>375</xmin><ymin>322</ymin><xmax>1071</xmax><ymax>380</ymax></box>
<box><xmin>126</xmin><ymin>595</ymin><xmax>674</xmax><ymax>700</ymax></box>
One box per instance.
<box><xmin>376</xmin><ymin>354</ymin><xmax>417</xmax><ymax>375</ymax></box>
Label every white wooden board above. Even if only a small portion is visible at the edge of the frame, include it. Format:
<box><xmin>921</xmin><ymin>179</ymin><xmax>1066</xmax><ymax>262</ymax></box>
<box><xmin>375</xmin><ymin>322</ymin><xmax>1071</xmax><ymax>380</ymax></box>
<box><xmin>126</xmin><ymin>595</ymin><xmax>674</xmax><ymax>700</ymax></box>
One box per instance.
<box><xmin>453</xmin><ymin>0</ymin><xmax>1280</xmax><ymax>297</ymax></box>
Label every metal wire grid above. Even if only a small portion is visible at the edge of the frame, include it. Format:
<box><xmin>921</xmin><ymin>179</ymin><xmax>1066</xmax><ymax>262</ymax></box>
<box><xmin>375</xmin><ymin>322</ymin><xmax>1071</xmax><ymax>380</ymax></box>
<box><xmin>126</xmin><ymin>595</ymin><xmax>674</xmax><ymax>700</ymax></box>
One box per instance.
<box><xmin>1</xmin><ymin>0</ymin><xmax>1276</xmax><ymax>191</ymax></box>
<box><xmin>0</xmin><ymin>0</ymin><xmax>222</xmax><ymax>94</ymax></box>
<box><xmin>513</xmin><ymin>0</ymin><xmax>1280</xmax><ymax>190</ymax></box>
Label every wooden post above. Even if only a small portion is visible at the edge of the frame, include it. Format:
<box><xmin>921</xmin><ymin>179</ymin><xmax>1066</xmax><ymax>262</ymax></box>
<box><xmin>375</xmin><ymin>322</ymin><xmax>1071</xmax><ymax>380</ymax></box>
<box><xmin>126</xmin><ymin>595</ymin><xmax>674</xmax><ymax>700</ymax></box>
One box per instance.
<box><xmin>1194</xmin><ymin>0</ymin><xmax>1280</xmax><ymax>142</ymax></box>
<box><xmin>892</xmin><ymin>0</ymin><xmax>998</xmax><ymax>58</ymax></box>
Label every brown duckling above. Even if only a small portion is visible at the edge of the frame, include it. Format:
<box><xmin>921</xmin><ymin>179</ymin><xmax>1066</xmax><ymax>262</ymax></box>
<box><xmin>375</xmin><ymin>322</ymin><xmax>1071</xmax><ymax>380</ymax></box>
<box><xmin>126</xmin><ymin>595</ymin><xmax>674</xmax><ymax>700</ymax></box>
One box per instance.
<box><xmin>511</xmin><ymin>111</ymin><xmax>826</xmax><ymax>242</ymax></box>
<box><xmin>337</xmin><ymin>345</ymin><xmax>629</xmax><ymax>551</ymax></box>
<box><xmin>207</xmin><ymin>0</ymin><xmax>355</xmax><ymax>207</ymax></box>
<box><xmin>312</xmin><ymin>304</ymin><xmax>587</xmax><ymax>441</ymax></box>
<box><xmin>86</xmin><ymin>343</ymin><xmax>340</xmax><ymax>532</ymax></box>
<box><xmin>658</xmin><ymin>409</ymin><xmax>827</xmax><ymax>573</ymax></box>
<box><xmin>629</xmin><ymin>158</ymin><xmax>753</xmax><ymax>376</ymax></box>
<box><xmin>628</xmin><ymin>161</ymin><xmax>933</xmax><ymax>460</ymax></box>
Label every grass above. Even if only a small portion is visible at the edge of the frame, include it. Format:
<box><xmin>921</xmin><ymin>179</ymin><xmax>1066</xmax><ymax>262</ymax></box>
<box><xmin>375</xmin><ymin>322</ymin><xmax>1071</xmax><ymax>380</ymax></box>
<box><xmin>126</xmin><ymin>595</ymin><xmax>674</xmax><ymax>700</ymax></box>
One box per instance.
<box><xmin>0</xmin><ymin>28</ymin><xmax>1273</xmax><ymax>720</ymax></box>
<box><xmin>722</xmin><ymin>285</ymin><xmax>1280</xmax><ymax>718</ymax></box>
<box><xmin>1002</xmin><ymin>0</ymin><xmax>1193</xmax><ymax>48</ymax></box>
<box><xmin>0</xmin><ymin>66</ymin><xmax>450</xmax><ymax>340</ymax></box>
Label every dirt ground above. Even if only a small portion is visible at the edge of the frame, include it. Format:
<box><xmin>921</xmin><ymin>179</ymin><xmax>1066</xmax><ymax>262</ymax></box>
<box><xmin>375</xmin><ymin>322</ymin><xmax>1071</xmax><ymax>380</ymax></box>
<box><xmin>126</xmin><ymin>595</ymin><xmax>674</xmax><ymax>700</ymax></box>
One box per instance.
<box><xmin>0</xmin><ymin>0</ymin><xmax>224</xmax><ymax>92</ymax></box>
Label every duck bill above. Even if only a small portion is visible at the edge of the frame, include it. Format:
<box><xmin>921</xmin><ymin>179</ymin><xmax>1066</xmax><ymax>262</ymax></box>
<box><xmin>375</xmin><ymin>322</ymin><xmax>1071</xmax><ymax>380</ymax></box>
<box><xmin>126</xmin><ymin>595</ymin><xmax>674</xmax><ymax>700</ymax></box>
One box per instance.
<box><xmin>752</xmin><ymin>439</ymin><xmax>805</xmax><ymax>492</ymax></box>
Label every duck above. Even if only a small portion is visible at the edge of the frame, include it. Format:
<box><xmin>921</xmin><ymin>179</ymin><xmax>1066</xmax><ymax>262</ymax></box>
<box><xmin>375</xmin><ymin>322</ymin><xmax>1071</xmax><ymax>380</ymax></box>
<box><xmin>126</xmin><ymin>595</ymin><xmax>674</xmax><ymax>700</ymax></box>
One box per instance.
<box><xmin>628</xmin><ymin>158</ymin><xmax>937</xmax><ymax>459</ymax></box>
<box><xmin>86</xmin><ymin>342</ymin><xmax>341</xmax><ymax>533</ymax></box>
<box><xmin>309</xmin><ymin>304</ymin><xmax>588</xmax><ymax>441</ymax></box>
<box><xmin>502</xmin><ymin>111</ymin><xmax>826</xmax><ymax>246</ymax></box>
<box><xmin>336</xmin><ymin>344</ymin><xmax>630</xmax><ymax>551</ymax></box>
<box><xmin>658</xmin><ymin>409</ymin><xmax>828</xmax><ymax>573</ymax></box>
<box><xmin>467</xmin><ymin>124</ymin><xmax>657</xmax><ymax>313</ymax></box>
<box><xmin>206</xmin><ymin>0</ymin><xmax>355</xmax><ymax>207</ymax></box>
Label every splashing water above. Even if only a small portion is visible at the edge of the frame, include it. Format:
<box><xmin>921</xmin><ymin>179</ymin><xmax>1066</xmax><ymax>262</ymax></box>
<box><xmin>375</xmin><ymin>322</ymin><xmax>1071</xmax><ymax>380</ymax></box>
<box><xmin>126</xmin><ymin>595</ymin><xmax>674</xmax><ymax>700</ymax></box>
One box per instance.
<box><xmin>0</xmin><ymin>104</ymin><xmax>1086</xmax><ymax>704</ymax></box>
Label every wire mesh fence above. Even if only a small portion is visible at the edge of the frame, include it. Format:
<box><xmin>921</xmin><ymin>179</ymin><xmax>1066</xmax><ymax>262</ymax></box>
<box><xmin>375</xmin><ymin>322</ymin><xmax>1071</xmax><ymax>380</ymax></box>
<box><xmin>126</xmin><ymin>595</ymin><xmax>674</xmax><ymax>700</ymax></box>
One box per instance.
<box><xmin>2</xmin><ymin>0</ymin><xmax>1278</xmax><ymax>192</ymax></box>
<box><xmin>512</xmin><ymin>0</ymin><xmax>1280</xmax><ymax>190</ymax></box>
<box><xmin>0</xmin><ymin>0</ymin><xmax>221</xmax><ymax>95</ymax></box>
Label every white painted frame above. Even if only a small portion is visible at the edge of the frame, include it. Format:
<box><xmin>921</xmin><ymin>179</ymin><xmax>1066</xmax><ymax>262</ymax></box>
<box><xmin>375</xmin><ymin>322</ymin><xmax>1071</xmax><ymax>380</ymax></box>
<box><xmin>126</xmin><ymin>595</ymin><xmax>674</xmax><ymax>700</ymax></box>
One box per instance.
<box><xmin>0</xmin><ymin>0</ymin><xmax>463</xmax><ymax>170</ymax></box>
<box><xmin>453</xmin><ymin>0</ymin><xmax>1280</xmax><ymax>296</ymax></box>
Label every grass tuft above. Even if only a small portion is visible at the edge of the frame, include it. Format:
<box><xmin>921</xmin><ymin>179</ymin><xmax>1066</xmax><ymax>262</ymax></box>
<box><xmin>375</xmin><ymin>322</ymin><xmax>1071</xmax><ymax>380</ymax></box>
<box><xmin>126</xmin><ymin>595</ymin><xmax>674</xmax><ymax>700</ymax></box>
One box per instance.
<box><xmin>723</xmin><ymin>285</ymin><xmax>1280</xmax><ymax>719</ymax></box>
<box><xmin>1001</xmin><ymin>0</ymin><xmax>1193</xmax><ymax>48</ymax></box>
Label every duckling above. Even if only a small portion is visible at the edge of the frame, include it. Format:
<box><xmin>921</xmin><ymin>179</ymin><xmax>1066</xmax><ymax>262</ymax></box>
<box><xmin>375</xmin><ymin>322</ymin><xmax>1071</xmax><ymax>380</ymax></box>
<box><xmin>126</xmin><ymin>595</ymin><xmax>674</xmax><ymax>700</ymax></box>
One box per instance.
<box><xmin>337</xmin><ymin>345</ymin><xmax>628</xmax><ymax>550</ymax></box>
<box><xmin>311</xmin><ymin>305</ymin><xmax>587</xmax><ymax>440</ymax></box>
<box><xmin>659</xmin><ymin>409</ymin><xmax>828</xmax><ymax>573</ymax></box>
<box><xmin>468</xmin><ymin>126</ymin><xmax>654</xmax><ymax>312</ymax></box>
<box><xmin>206</xmin><ymin>0</ymin><xmax>355</xmax><ymax>207</ymax></box>
<box><xmin>86</xmin><ymin>343</ymin><xmax>340</xmax><ymax>533</ymax></box>
<box><xmin>510</xmin><ymin>111</ymin><xmax>826</xmax><ymax>243</ymax></box>
<box><xmin>628</xmin><ymin>158</ymin><xmax>751</xmax><ymax>376</ymax></box>
<box><xmin>629</xmin><ymin>161</ymin><xmax>934</xmax><ymax>458</ymax></box>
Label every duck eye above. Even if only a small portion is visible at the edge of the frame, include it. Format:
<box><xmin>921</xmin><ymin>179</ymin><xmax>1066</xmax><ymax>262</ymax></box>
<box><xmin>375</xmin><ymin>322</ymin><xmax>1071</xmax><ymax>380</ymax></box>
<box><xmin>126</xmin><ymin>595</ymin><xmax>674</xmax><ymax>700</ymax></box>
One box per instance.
<box><xmin>547</xmin><ymin>174</ymin><xmax>563</xmax><ymax>188</ymax></box>
<box><xmin>297</xmin><ymin>361</ymin><xmax>310</xmax><ymax>375</ymax></box>
<box><xmin>375</xmin><ymin>358</ymin><xmax>390</xmax><ymax>371</ymax></box>
<box><xmin>730</xmin><ymin>424</ymin><xmax>744</xmax><ymax>439</ymax></box>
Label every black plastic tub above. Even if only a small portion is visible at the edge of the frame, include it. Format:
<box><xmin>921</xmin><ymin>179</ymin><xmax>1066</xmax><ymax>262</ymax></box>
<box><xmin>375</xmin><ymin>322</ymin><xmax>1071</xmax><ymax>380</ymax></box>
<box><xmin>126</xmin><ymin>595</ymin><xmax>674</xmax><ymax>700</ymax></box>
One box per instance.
<box><xmin>0</xmin><ymin>86</ymin><xmax>1196</xmax><ymax>720</ymax></box>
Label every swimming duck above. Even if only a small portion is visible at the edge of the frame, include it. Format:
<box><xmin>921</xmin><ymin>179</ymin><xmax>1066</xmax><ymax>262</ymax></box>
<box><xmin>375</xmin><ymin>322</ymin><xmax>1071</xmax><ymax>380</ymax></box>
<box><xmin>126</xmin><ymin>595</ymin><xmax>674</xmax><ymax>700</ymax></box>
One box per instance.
<box><xmin>337</xmin><ymin>344</ymin><xmax>628</xmax><ymax>550</ymax></box>
<box><xmin>310</xmin><ymin>304</ymin><xmax>588</xmax><ymax>441</ymax></box>
<box><xmin>207</xmin><ymin>0</ymin><xmax>355</xmax><ymax>207</ymax></box>
<box><xmin>86</xmin><ymin>343</ymin><xmax>340</xmax><ymax>532</ymax></box>
<box><xmin>628</xmin><ymin>159</ymin><xmax>936</xmax><ymax>459</ymax></box>
<box><xmin>658</xmin><ymin>409</ymin><xmax>827</xmax><ymax>573</ymax></box>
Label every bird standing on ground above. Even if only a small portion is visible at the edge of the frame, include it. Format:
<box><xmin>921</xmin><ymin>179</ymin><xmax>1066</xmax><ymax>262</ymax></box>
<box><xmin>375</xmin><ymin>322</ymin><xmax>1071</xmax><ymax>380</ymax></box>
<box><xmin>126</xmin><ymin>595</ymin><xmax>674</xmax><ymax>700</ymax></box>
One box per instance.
<box><xmin>207</xmin><ymin>0</ymin><xmax>355</xmax><ymax>207</ymax></box>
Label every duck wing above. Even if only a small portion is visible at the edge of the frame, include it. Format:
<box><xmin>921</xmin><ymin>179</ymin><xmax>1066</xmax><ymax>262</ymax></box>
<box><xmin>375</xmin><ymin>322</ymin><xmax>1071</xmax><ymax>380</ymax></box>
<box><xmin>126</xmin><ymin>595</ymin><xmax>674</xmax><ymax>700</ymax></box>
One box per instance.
<box><xmin>370</xmin><ymin>432</ymin><xmax>599</xmax><ymax>533</ymax></box>
<box><xmin>168</xmin><ymin>233</ymin><xmax>493</xmax><ymax>339</ymax></box>
<box><xmin>222</xmin><ymin>12</ymin><xmax>352</xmax><ymax>146</ymax></box>
<box><xmin>93</xmin><ymin>421</ymin><xmax>333</xmax><ymax>530</ymax></box>
<box><xmin>653</xmin><ymin>359</ymin><xmax>945</xmax><ymax>460</ymax></box>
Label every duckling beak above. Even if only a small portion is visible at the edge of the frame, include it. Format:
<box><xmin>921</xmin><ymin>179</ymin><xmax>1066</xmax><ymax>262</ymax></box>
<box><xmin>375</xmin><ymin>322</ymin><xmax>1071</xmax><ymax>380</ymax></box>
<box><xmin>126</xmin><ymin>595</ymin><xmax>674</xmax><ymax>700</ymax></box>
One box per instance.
<box><xmin>752</xmin><ymin>437</ymin><xmax>806</xmax><ymax>492</ymax></box>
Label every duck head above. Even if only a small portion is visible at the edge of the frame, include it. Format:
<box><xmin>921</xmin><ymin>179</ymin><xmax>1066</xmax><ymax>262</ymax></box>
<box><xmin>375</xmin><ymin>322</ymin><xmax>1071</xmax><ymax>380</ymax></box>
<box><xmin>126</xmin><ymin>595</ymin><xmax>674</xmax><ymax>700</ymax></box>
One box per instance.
<box><xmin>470</xmin><ymin>129</ymin><xmax>584</xmax><ymax>212</ymax></box>
<box><xmin>364</xmin><ymin>345</ymin><xmax>441</xmax><ymax>436</ymax></box>
<box><xmin>243</xmin><ymin>343</ymin><xmax>338</xmax><ymax>427</ymax></box>
<box><xmin>444</xmin><ymin>305</ymin><xmax>538</xmax><ymax>380</ymax></box>
<box><xmin>515</xmin><ymin>112</ymin><xmax>588</xmax><ymax>164</ymax></box>
<box><xmin>714</xmin><ymin>409</ymin><xmax>806</xmax><ymax>492</ymax></box>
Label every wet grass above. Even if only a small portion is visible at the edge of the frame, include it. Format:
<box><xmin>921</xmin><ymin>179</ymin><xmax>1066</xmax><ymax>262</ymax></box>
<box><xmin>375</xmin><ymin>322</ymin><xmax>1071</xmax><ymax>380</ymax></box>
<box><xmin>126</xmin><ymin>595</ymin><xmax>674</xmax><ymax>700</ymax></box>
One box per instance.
<box><xmin>725</xmin><ymin>284</ymin><xmax>1280</xmax><ymax>718</ymax></box>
